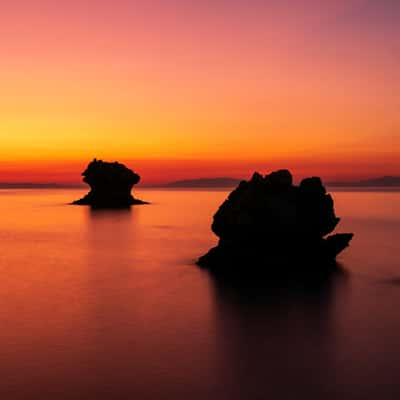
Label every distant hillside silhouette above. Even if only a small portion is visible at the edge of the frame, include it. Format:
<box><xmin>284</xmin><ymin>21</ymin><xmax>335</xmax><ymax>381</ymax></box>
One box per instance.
<box><xmin>164</xmin><ymin>176</ymin><xmax>400</xmax><ymax>188</ymax></box>
<box><xmin>328</xmin><ymin>176</ymin><xmax>400</xmax><ymax>187</ymax></box>
<box><xmin>164</xmin><ymin>177</ymin><xmax>242</xmax><ymax>188</ymax></box>
<box><xmin>0</xmin><ymin>182</ymin><xmax>82</xmax><ymax>189</ymax></box>
<box><xmin>2</xmin><ymin>175</ymin><xmax>399</xmax><ymax>190</ymax></box>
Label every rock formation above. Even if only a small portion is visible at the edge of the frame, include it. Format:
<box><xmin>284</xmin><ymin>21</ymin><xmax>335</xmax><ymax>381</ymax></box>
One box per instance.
<box><xmin>198</xmin><ymin>169</ymin><xmax>353</xmax><ymax>273</ymax></box>
<box><xmin>73</xmin><ymin>159</ymin><xmax>147</xmax><ymax>207</ymax></box>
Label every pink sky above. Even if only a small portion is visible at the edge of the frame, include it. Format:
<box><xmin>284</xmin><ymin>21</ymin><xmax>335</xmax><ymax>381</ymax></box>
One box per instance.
<box><xmin>0</xmin><ymin>0</ymin><xmax>399</xmax><ymax>184</ymax></box>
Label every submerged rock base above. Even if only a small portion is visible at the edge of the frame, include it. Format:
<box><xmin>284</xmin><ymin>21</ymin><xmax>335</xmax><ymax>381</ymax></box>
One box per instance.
<box><xmin>198</xmin><ymin>169</ymin><xmax>353</xmax><ymax>272</ymax></box>
<box><xmin>73</xmin><ymin>159</ymin><xmax>147</xmax><ymax>208</ymax></box>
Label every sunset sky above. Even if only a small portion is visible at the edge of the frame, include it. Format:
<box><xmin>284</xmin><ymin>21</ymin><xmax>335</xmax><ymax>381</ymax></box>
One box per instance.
<box><xmin>1</xmin><ymin>0</ymin><xmax>399</xmax><ymax>184</ymax></box>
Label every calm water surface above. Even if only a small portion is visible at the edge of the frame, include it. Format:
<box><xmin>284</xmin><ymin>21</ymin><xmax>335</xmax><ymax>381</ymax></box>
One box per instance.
<box><xmin>0</xmin><ymin>188</ymin><xmax>399</xmax><ymax>399</ymax></box>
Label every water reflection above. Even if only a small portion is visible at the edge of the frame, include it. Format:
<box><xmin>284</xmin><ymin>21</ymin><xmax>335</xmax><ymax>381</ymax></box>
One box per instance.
<box><xmin>86</xmin><ymin>206</ymin><xmax>138</xmax><ymax>254</ymax></box>
<box><xmin>83</xmin><ymin>207</ymin><xmax>143</xmax><ymax>396</ymax></box>
<box><xmin>209</xmin><ymin>265</ymin><xmax>350</xmax><ymax>399</ymax></box>
<box><xmin>1</xmin><ymin>189</ymin><xmax>400</xmax><ymax>399</ymax></box>
<box><xmin>82</xmin><ymin>207</ymin><xmax>220</xmax><ymax>399</ymax></box>
<box><xmin>87</xmin><ymin>206</ymin><xmax>134</xmax><ymax>219</ymax></box>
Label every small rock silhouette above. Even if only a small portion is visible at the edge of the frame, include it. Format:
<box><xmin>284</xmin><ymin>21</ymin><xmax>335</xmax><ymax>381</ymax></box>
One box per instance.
<box><xmin>198</xmin><ymin>169</ymin><xmax>353</xmax><ymax>272</ymax></box>
<box><xmin>73</xmin><ymin>159</ymin><xmax>147</xmax><ymax>207</ymax></box>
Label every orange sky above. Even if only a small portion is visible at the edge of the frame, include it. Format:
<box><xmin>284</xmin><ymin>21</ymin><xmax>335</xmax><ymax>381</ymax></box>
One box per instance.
<box><xmin>1</xmin><ymin>0</ymin><xmax>399</xmax><ymax>184</ymax></box>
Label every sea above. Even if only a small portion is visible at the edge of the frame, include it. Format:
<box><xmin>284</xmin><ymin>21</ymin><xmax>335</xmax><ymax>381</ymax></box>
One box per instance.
<box><xmin>0</xmin><ymin>188</ymin><xmax>399</xmax><ymax>399</ymax></box>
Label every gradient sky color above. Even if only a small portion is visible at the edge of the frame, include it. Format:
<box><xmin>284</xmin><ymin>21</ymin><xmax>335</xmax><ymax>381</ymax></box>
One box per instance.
<box><xmin>1</xmin><ymin>0</ymin><xmax>399</xmax><ymax>184</ymax></box>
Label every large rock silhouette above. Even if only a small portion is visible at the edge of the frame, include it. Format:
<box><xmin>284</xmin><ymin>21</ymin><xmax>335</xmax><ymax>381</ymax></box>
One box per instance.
<box><xmin>198</xmin><ymin>169</ymin><xmax>353</xmax><ymax>272</ymax></box>
<box><xmin>73</xmin><ymin>159</ymin><xmax>146</xmax><ymax>207</ymax></box>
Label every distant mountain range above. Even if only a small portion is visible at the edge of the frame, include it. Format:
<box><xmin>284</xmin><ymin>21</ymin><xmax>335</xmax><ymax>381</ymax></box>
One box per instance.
<box><xmin>328</xmin><ymin>176</ymin><xmax>400</xmax><ymax>187</ymax></box>
<box><xmin>163</xmin><ymin>176</ymin><xmax>400</xmax><ymax>188</ymax></box>
<box><xmin>0</xmin><ymin>182</ymin><xmax>82</xmax><ymax>189</ymax></box>
<box><xmin>1</xmin><ymin>176</ymin><xmax>400</xmax><ymax>189</ymax></box>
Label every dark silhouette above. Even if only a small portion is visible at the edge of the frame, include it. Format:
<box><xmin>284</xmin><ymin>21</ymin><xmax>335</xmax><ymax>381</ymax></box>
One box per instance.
<box><xmin>198</xmin><ymin>169</ymin><xmax>353</xmax><ymax>272</ymax></box>
<box><xmin>73</xmin><ymin>159</ymin><xmax>147</xmax><ymax>208</ymax></box>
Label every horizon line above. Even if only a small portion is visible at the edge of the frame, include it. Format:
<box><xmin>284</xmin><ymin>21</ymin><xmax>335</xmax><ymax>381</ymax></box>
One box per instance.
<box><xmin>1</xmin><ymin>174</ymin><xmax>400</xmax><ymax>189</ymax></box>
